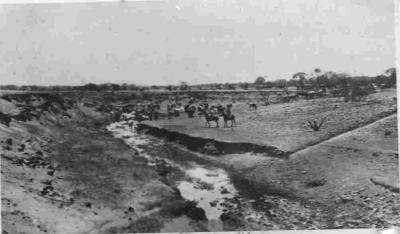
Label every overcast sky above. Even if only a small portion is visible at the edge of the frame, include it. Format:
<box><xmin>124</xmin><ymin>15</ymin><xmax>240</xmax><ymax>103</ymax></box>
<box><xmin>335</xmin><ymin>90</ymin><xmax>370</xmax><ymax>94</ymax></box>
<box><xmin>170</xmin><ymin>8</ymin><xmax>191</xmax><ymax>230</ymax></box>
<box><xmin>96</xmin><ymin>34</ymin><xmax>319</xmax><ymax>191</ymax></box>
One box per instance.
<box><xmin>0</xmin><ymin>0</ymin><xmax>396</xmax><ymax>86</ymax></box>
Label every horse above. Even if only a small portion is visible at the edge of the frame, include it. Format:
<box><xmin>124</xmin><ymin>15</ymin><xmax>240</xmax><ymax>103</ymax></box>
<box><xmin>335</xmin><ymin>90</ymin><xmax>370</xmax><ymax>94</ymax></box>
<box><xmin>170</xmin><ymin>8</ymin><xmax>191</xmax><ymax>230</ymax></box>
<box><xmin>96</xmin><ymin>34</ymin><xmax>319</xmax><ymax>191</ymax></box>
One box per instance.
<box><xmin>248</xmin><ymin>103</ymin><xmax>257</xmax><ymax>110</ymax></box>
<box><xmin>297</xmin><ymin>91</ymin><xmax>316</xmax><ymax>100</ymax></box>
<box><xmin>307</xmin><ymin>91</ymin><xmax>317</xmax><ymax>99</ymax></box>
<box><xmin>167</xmin><ymin>107</ymin><xmax>174</xmax><ymax>119</ymax></box>
<box><xmin>221</xmin><ymin>111</ymin><xmax>236</xmax><ymax>127</ymax></box>
<box><xmin>204</xmin><ymin>111</ymin><xmax>219</xmax><ymax>128</ymax></box>
<box><xmin>187</xmin><ymin>106</ymin><xmax>196</xmax><ymax>118</ymax></box>
<box><xmin>281</xmin><ymin>94</ymin><xmax>298</xmax><ymax>102</ymax></box>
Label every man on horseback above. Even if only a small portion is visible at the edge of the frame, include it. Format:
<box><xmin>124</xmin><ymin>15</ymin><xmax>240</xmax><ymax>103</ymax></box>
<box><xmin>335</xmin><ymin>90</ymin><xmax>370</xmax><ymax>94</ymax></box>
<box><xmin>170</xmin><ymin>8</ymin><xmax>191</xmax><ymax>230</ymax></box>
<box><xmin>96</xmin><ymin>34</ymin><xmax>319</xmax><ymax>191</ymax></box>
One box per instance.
<box><xmin>204</xmin><ymin>110</ymin><xmax>219</xmax><ymax>128</ymax></box>
<box><xmin>221</xmin><ymin>109</ymin><xmax>236</xmax><ymax>127</ymax></box>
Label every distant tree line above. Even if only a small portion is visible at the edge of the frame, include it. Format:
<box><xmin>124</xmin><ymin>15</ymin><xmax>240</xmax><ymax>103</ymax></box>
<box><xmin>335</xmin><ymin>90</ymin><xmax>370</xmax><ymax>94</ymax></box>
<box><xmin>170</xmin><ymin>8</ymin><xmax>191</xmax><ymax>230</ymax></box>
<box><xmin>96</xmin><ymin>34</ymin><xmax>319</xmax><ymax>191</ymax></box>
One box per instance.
<box><xmin>1</xmin><ymin>68</ymin><xmax>395</xmax><ymax>92</ymax></box>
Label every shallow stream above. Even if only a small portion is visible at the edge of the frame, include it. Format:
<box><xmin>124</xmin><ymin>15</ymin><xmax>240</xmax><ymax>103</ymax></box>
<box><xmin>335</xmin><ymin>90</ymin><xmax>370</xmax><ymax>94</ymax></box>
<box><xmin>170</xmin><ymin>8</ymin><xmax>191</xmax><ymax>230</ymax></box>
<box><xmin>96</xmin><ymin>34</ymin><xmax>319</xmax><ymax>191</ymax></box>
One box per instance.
<box><xmin>106</xmin><ymin>121</ymin><xmax>282</xmax><ymax>230</ymax></box>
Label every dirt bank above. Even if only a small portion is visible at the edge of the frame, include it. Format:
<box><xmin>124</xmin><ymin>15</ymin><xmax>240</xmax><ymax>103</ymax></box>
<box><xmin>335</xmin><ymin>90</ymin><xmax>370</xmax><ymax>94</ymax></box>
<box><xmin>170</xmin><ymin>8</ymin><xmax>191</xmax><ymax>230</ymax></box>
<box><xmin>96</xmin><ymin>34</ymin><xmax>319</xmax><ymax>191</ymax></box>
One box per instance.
<box><xmin>0</xmin><ymin>93</ymin><xmax>210</xmax><ymax>233</ymax></box>
<box><xmin>136</xmin><ymin>123</ymin><xmax>287</xmax><ymax>158</ymax></box>
<box><xmin>220</xmin><ymin>114</ymin><xmax>399</xmax><ymax>228</ymax></box>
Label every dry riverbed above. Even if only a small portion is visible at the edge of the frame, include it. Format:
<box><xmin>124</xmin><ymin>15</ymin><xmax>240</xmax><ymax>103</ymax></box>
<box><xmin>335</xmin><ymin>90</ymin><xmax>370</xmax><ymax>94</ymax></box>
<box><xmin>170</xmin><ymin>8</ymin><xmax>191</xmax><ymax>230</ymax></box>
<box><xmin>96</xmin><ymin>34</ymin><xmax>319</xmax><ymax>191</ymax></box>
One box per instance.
<box><xmin>1</xmin><ymin>90</ymin><xmax>399</xmax><ymax>232</ymax></box>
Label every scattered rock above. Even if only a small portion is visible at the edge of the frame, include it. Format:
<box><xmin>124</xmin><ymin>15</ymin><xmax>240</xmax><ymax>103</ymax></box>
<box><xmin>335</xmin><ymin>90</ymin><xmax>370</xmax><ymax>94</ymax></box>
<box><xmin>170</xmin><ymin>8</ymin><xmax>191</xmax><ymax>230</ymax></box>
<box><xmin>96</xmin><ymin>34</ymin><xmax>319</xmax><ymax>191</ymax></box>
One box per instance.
<box><xmin>85</xmin><ymin>202</ymin><xmax>92</xmax><ymax>208</ymax></box>
<box><xmin>5</xmin><ymin>138</ymin><xmax>12</xmax><ymax>145</ymax></box>
<box><xmin>40</xmin><ymin>179</ymin><xmax>52</xmax><ymax>186</ymax></box>
<box><xmin>155</xmin><ymin>162</ymin><xmax>169</xmax><ymax>176</ymax></box>
<box><xmin>3</xmin><ymin>145</ymin><xmax>11</xmax><ymax>151</ymax></box>
<box><xmin>21</xmin><ymin>156</ymin><xmax>48</xmax><ymax>168</ymax></box>
<box><xmin>17</xmin><ymin>144</ymin><xmax>25</xmax><ymax>152</ymax></box>
<box><xmin>220</xmin><ymin>187</ymin><xmax>229</xmax><ymax>194</ymax></box>
<box><xmin>209</xmin><ymin>200</ymin><xmax>218</xmax><ymax>207</ymax></box>
<box><xmin>305</xmin><ymin>178</ymin><xmax>326</xmax><ymax>188</ymax></box>
<box><xmin>128</xmin><ymin>206</ymin><xmax>135</xmax><ymax>213</ymax></box>
<box><xmin>186</xmin><ymin>207</ymin><xmax>207</xmax><ymax>221</ymax></box>
<box><xmin>47</xmin><ymin>166</ymin><xmax>55</xmax><ymax>176</ymax></box>
<box><xmin>202</xmin><ymin>142</ymin><xmax>220</xmax><ymax>155</ymax></box>
<box><xmin>40</xmin><ymin>186</ymin><xmax>55</xmax><ymax>196</ymax></box>
<box><xmin>220</xmin><ymin>212</ymin><xmax>244</xmax><ymax>228</ymax></box>
<box><xmin>339</xmin><ymin>195</ymin><xmax>354</xmax><ymax>203</ymax></box>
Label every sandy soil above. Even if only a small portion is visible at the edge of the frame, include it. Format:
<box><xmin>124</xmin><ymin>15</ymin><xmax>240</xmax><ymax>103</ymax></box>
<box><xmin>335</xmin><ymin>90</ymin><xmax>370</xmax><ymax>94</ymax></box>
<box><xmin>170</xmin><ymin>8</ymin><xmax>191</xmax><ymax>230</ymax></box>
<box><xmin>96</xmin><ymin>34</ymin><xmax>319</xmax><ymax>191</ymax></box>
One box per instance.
<box><xmin>0</xmin><ymin>95</ymin><xmax>192</xmax><ymax>233</ymax></box>
<box><xmin>144</xmin><ymin>90</ymin><xmax>397</xmax><ymax>153</ymax></box>
<box><xmin>219</xmin><ymin>113</ymin><xmax>399</xmax><ymax>228</ymax></box>
<box><xmin>1</xmin><ymin>90</ymin><xmax>398</xmax><ymax>232</ymax></box>
<box><xmin>138</xmin><ymin>90</ymin><xmax>399</xmax><ymax>228</ymax></box>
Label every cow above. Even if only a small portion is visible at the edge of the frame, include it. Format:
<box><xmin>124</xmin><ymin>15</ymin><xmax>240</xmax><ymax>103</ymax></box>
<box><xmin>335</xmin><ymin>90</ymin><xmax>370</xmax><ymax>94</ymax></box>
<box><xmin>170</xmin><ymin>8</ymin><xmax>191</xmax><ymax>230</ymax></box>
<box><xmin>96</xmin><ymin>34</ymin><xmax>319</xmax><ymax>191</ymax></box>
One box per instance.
<box><xmin>248</xmin><ymin>103</ymin><xmax>257</xmax><ymax>110</ymax></box>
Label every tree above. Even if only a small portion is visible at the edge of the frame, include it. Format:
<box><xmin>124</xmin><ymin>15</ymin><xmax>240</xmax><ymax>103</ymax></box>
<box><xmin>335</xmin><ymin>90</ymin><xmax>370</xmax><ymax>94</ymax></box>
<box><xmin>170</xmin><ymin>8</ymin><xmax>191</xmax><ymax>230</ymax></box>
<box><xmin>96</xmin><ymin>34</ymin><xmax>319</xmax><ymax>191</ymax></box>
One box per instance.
<box><xmin>179</xmin><ymin>81</ymin><xmax>188</xmax><ymax>90</ymax></box>
<box><xmin>273</xmin><ymin>79</ymin><xmax>287</xmax><ymax>89</ymax></box>
<box><xmin>384</xmin><ymin>67</ymin><xmax>396</xmax><ymax>88</ymax></box>
<box><xmin>83</xmin><ymin>83</ymin><xmax>99</xmax><ymax>91</ymax></box>
<box><xmin>121</xmin><ymin>83</ymin><xmax>128</xmax><ymax>90</ymax></box>
<box><xmin>127</xmin><ymin>84</ymin><xmax>138</xmax><ymax>91</ymax></box>
<box><xmin>313</xmin><ymin>68</ymin><xmax>322</xmax><ymax>88</ymax></box>
<box><xmin>239</xmin><ymin>82</ymin><xmax>249</xmax><ymax>90</ymax></box>
<box><xmin>254</xmin><ymin>76</ymin><xmax>266</xmax><ymax>89</ymax></box>
<box><xmin>292</xmin><ymin>72</ymin><xmax>307</xmax><ymax>90</ymax></box>
<box><xmin>255</xmin><ymin>76</ymin><xmax>266</xmax><ymax>85</ymax></box>
<box><xmin>111</xmin><ymin>83</ymin><xmax>121</xmax><ymax>91</ymax></box>
<box><xmin>265</xmin><ymin>81</ymin><xmax>273</xmax><ymax>88</ymax></box>
<box><xmin>225</xmin><ymin>83</ymin><xmax>236</xmax><ymax>90</ymax></box>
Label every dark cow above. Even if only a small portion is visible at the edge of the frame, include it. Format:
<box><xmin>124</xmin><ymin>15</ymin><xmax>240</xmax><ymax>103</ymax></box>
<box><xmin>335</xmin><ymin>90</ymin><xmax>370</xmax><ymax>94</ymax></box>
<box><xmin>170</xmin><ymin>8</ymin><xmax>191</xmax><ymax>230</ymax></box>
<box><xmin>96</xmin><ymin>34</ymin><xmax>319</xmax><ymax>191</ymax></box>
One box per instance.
<box><xmin>248</xmin><ymin>103</ymin><xmax>257</xmax><ymax>110</ymax></box>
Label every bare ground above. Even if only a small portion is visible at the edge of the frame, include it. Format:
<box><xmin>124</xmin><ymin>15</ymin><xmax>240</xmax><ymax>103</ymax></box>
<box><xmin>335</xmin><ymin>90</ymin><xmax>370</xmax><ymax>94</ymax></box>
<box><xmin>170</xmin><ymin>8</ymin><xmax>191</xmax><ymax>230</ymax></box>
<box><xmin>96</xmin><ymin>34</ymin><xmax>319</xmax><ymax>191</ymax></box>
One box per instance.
<box><xmin>139</xmin><ymin>90</ymin><xmax>399</xmax><ymax>228</ymax></box>
<box><xmin>1</xmin><ymin>90</ymin><xmax>398</xmax><ymax>232</ymax></box>
<box><xmin>1</xmin><ymin>98</ymin><xmax>187</xmax><ymax>233</ymax></box>
<box><xmin>219</xmin><ymin>113</ymin><xmax>399</xmax><ymax>228</ymax></box>
<box><xmin>144</xmin><ymin>91</ymin><xmax>397</xmax><ymax>153</ymax></box>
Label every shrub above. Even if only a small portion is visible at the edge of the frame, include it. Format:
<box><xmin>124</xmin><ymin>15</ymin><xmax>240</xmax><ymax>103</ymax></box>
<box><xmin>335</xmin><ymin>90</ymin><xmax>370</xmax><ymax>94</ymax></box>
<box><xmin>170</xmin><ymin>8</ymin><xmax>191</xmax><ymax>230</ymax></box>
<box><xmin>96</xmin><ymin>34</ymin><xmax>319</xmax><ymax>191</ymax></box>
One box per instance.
<box><xmin>306</xmin><ymin>116</ymin><xmax>327</xmax><ymax>131</ymax></box>
<box><xmin>349</xmin><ymin>84</ymin><xmax>375</xmax><ymax>102</ymax></box>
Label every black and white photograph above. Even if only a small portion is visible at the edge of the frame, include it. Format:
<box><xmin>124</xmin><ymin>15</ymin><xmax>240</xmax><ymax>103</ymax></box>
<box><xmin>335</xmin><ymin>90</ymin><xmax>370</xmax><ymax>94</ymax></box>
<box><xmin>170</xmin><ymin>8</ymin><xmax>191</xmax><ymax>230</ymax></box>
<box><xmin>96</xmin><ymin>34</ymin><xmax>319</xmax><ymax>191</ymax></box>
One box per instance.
<box><xmin>0</xmin><ymin>0</ymin><xmax>399</xmax><ymax>233</ymax></box>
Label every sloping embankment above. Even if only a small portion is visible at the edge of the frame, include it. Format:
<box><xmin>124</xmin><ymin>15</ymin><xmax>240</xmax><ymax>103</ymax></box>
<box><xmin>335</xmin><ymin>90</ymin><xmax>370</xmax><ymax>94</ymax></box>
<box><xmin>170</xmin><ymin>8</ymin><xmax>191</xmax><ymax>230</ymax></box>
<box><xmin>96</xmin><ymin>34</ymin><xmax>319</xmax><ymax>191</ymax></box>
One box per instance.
<box><xmin>136</xmin><ymin>123</ymin><xmax>288</xmax><ymax>158</ymax></box>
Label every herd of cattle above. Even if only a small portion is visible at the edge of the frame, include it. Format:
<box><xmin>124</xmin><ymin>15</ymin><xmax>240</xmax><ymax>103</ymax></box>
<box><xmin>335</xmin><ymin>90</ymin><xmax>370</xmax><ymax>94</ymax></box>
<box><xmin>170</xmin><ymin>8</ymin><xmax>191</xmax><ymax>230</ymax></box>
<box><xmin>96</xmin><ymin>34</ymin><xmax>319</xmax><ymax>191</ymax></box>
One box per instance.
<box><xmin>111</xmin><ymin>89</ymin><xmax>330</xmax><ymax>128</ymax></box>
<box><xmin>111</xmin><ymin>100</ymin><xmax>237</xmax><ymax>128</ymax></box>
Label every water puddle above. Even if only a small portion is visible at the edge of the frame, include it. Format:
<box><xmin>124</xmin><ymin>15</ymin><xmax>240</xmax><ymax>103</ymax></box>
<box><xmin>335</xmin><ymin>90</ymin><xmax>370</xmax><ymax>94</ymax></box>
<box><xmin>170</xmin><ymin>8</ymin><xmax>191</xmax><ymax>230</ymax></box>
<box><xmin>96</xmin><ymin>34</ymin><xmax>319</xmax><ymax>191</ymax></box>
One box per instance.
<box><xmin>107</xmin><ymin>121</ymin><xmax>280</xmax><ymax>230</ymax></box>
<box><xmin>107</xmin><ymin>121</ymin><xmax>238</xmax><ymax>220</ymax></box>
